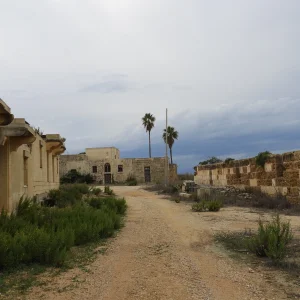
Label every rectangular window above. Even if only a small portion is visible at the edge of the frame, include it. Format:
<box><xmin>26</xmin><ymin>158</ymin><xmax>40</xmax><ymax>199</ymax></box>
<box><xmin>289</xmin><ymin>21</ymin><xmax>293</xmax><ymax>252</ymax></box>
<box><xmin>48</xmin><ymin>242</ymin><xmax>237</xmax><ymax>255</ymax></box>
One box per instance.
<box><xmin>47</xmin><ymin>152</ymin><xmax>50</xmax><ymax>182</ymax></box>
<box><xmin>118</xmin><ymin>165</ymin><xmax>123</xmax><ymax>173</ymax></box>
<box><xmin>24</xmin><ymin>156</ymin><xmax>28</xmax><ymax>186</ymax></box>
<box><xmin>52</xmin><ymin>155</ymin><xmax>55</xmax><ymax>182</ymax></box>
<box><xmin>57</xmin><ymin>157</ymin><xmax>59</xmax><ymax>174</ymax></box>
<box><xmin>39</xmin><ymin>141</ymin><xmax>43</xmax><ymax>168</ymax></box>
<box><xmin>92</xmin><ymin>166</ymin><xmax>98</xmax><ymax>173</ymax></box>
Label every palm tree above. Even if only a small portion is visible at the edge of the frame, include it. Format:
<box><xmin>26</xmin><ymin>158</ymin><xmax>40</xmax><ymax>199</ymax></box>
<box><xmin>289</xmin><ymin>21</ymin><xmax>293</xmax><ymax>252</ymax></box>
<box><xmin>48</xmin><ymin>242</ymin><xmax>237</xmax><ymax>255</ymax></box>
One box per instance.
<box><xmin>142</xmin><ymin>113</ymin><xmax>156</xmax><ymax>158</ymax></box>
<box><xmin>162</xmin><ymin>126</ymin><xmax>178</xmax><ymax>164</ymax></box>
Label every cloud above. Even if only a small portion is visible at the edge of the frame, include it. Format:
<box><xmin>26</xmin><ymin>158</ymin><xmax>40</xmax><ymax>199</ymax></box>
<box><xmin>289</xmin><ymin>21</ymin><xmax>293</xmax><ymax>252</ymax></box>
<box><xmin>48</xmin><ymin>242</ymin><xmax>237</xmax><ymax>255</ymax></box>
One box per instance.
<box><xmin>79</xmin><ymin>74</ymin><xmax>130</xmax><ymax>93</ymax></box>
<box><xmin>1</xmin><ymin>0</ymin><xmax>300</xmax><ymax>173</ymax></box>
<box><xmin>79</xmin><ymin>81</ymin><xmax>129</xmax><ymax>93</ymax></box>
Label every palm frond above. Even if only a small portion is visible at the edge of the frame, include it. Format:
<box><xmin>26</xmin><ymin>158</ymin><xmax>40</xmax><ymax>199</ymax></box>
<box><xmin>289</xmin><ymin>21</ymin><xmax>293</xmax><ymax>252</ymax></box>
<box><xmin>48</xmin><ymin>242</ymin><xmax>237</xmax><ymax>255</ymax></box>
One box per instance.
<box><xmin>142</xmin><ymin>113</ymin><xmax>156</xmax><ymax>132</ymax></box>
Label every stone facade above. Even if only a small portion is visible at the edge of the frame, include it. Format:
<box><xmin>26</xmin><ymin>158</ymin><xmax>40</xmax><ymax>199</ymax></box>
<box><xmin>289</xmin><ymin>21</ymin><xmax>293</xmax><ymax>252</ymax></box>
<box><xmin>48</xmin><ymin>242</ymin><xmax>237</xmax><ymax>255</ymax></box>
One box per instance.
<box><xmin>194</xmin><ymin>151</ymin><xmax>300</xmax><ymax>203</ymax></box>
<box><xmin>0</xmin><ymin>99</ymin><xmax>66</xmax><ymax>212</ymax></box>
<box><xmin>60</xmin><ymin>147</ymin><xmax>178</xmax><ymax>184</ymax></box>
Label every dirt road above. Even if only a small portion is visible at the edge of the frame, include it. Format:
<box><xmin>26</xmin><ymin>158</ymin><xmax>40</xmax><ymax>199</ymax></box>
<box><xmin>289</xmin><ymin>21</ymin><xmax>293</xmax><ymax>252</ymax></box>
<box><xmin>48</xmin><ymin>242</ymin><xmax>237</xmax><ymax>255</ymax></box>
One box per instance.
<box><xmin>28</xmin><ymin>186</ymin><xmax>300</xmax><ymax>300</ymax></box>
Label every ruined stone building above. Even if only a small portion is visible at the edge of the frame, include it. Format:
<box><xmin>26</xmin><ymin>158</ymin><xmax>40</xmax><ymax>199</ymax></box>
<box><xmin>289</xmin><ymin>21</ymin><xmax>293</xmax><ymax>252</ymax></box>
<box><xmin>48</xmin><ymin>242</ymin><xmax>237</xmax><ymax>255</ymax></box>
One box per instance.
<box><xmin>60</xmin><ymin>147</ymin><xmax>177</xmax><ymax>184</ymax></box>
<box><xmin>194</xmin><ymin>151</ymin><xmax>300</xmax><ymax>203</ymax></box>
<box><xmin>0</xmin><ymin>99</ymin><xmax>66</xmax><ymax>212</ymax></box>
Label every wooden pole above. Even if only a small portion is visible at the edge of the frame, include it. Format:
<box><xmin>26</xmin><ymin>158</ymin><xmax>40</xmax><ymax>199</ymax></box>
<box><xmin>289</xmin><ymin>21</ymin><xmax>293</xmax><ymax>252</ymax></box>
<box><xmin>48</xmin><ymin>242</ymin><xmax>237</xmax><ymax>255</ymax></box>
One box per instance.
<box><xmin>165</xmin><ymin>108</ymin><xmax>169</xmax><ymax>186</ymax></box>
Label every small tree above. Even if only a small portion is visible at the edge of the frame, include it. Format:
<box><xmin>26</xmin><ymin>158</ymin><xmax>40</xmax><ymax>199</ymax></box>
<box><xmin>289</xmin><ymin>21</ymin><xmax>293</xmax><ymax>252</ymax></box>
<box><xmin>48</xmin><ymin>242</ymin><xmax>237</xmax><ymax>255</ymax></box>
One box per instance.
<box><xmin>255</xmin><ymin>151</ymin><xmax>271</xmax><ymax>168</ymax></box>
<box><xmin>162</xmin><ymin>126</ymin><xmax>179</xmax><ymax>164</ymax></box>
<box><xmin>199</xmin><ymin>157</ymin><xmax>222</xmax><ymax>165</ymax></box>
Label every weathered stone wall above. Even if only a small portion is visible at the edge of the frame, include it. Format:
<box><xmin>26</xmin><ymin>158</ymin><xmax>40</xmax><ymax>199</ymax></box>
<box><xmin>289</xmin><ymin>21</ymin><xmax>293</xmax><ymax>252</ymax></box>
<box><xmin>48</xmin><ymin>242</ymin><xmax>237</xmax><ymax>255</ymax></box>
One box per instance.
<box><xmin>86</xmin><ymin>147</ymin><xmax>120</xmax><ymax>160</ymax></box>
<box><xmin>0</xmin><ymin>113</ymin><xmax>65</xmax><ymax>212</ymax></box>
<box><xmin>60</xmin><ymin>154</ymin><xmax>178</xmax><ymax>184</ymax></box>
<box><xmin>194</xmin><ymin>151</ymin><xmax>300</xmax><ymax>203</ymax></box>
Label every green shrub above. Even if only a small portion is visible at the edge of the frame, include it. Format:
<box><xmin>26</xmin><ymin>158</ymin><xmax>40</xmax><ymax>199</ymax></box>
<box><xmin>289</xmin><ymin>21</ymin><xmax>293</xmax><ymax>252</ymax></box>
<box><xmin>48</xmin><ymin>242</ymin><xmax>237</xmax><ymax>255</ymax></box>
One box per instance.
<box><xmin>255</xmin><ymin>151</ymin><xmax>271</xmax><ymax>168</ymax></box>
<box><xmin>175</xmin><ymin>199</ymin><xmax>181</xmax><ymax>203</ymax></box>
<box><xmin>60</xmin><ymin>170</ymin><xmax>94</xmax><ymax>184</ymax></box>
<box><xmin>70</xmin><ymin>183</ymin><xmax>90</xmax><ymax>195</ymax></box>
<box><xmin>192</xmin><ymin>200</ymin><xmax>222</xmax><ymax>212</ymax></box>
<box><xmin>192</xmin><ymin>202</ymin><xmax>206</xmax><ymax>212</ymax></box>
<box><xmin>0</xmin><ymin>194</ymin><xmax>127</xmax><ymax>270</ymax></box>
<box><xmin>45</xmin><ymin>184</ymin><xmax>90</xmax><ymax>208</ymax></box>
<box><xmin>207</xmin><ymin>200</ymin><xmax>223</xmax><ymax>211</ymax></box>
<box><xmin>45</xmin><ymin>189</ymin><xmax>61</xmax><ymax>207</ymax></box>
<box><xmin>114</xmin><ymin>198</ymin><xmax>127</xmax><ymax>214</ymax></box>
<box><xmin>248</xmin><ymin>214</ymin><xmax>293</xmax><ymax>262</ymax></box>
<box><xmin>199</xmin><ymin>156</ymin><xmax>222</xmax><ymax>165</ymax></box>
<box><xmin>104</xmin><ymin>186</ymin><xmax>114</xmax><ymax>195</ymax></box>
<box><xmin>87</xmin><ymin>197</ymin><xmax>127</xmax><ymax>215</ymax></box>
<box><xmin>16</xmin><ymin>196</ymin><xmax>39</xmax><ymax>217</ymax></box>
<box><xmin>88</xmin><ymin>198</ymin><xmax>104</xmax><ymax>210</ymax></box>
<box><xmin>90</xmin><ymin>187</ymin><xmax>102</xmax><ymax>196</ymax></box>
<box><xmin>77</xmin><ymin>174</ymin><xmax>94</xmax><ymax>184</ymax></box>
<box><xmin>224</xmin><ymin>158</ymin><xmax>235</xmax><ymax>164</ymax></box>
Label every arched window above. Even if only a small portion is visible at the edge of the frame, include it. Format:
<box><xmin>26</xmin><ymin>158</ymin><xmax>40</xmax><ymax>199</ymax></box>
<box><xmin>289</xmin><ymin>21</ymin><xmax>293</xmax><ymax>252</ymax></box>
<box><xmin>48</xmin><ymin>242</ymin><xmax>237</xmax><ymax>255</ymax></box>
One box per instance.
<box><xmin>104</xmin><ymin>163</ymin><xmax>111</xmax><ymax>173</ymax></box>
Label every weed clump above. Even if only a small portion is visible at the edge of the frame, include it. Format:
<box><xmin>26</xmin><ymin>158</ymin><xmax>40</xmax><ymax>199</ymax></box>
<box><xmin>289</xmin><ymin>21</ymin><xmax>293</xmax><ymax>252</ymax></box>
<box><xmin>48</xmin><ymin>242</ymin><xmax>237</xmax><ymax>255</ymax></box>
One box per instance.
<box><xmin>215</xmin><ymin>215</ymin><xmax>294</xmax><ymax>264</ymax></box>
<box><xmin>104</xmin><ymin>186</ymin><xmax>114</xmax><ymax>195</ymax></box>
<box><xmin>192</xmin><ymin>202</ymin><xmax>206</xmax><ymax>212</ymax></box>
<box><xmin>248</xmin><ymin>214</ymin><xmax>293</xmax><ymax>262</ymax></box>
<box><xmin>192</xmin><ymin>200</ymin><xmax>223</xmax><ymax>212</ymax></box>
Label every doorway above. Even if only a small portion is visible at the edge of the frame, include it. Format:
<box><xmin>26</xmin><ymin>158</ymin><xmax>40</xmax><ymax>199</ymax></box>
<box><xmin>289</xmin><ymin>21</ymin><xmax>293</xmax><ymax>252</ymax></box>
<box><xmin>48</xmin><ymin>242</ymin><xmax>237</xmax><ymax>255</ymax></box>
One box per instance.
<box><xmin>144</xmin><ymin>166</ymin><xmax>151</xmax><ymax>183</ymax></box>
<box><xmin>104</xmin><ymin>173</ymin><xmax>112</xmax><ymax>184</ymax></box>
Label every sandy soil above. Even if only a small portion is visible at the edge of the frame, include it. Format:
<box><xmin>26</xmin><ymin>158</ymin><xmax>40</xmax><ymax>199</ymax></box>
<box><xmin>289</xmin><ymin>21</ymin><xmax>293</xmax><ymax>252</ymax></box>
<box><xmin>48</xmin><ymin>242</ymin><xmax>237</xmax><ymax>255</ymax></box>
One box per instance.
<box><xmin>24</xmin><ymin>186</ymin><xmax>300</xmax><ymax>300</ymax></box>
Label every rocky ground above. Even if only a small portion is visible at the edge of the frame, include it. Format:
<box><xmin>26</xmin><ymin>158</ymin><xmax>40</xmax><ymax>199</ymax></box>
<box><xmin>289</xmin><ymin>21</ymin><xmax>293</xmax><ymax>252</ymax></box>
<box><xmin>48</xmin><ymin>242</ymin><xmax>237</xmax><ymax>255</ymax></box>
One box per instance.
<box><xmin>13</xmin><ymin>186</ymin><xmax>300</xmax><ymax>299</ymax></box>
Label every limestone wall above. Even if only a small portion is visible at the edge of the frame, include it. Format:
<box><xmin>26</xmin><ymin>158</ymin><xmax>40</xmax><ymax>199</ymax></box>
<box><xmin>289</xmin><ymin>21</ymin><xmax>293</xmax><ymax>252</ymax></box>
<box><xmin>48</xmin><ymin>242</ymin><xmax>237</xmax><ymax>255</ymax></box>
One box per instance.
<box><xmin>0</xmin><ymin>107</ymin><xmax>65</xmax><ymax>212</ymax></box>
<box><xmin>3</xmin><ymin>133</ymin><xmax>63</xmax><ymax>211</ymax></box>
<box><xmin>60</xmin><ymin>154</ymin><xmax>178</xmax><ymax>184</ymax></box>
<box><xmin>194</xmin><ymin>151</ymin><xmax>300</xmax><ymax>203</ymax></box>
<box><xmin>86</xmin><ymin>147</ymin><xmax>120</xmax><ymax>160</ymax></box>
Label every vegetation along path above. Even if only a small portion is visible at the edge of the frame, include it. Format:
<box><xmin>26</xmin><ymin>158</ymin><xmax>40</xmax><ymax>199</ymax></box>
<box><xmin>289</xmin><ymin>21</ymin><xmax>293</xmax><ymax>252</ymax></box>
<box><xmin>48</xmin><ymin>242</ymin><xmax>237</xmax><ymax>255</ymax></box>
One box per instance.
<box><xmin>26</xmin><ymin>186</ymin><xmax>300</xmax><ymax>300</ymax></box>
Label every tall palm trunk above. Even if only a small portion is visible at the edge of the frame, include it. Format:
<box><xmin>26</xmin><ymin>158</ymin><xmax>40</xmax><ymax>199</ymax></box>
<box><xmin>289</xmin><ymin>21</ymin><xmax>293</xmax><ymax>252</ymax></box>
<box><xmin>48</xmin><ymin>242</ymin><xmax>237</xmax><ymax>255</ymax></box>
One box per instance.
<box><xmin>148</xmin><ymin>131</ymin><xmax>151</xmax><ymax>158</ymax></box>
<box><xmin>170</xmin><ymin>146</ymin><xmax>173</xmax><ymax>164</ymax></box>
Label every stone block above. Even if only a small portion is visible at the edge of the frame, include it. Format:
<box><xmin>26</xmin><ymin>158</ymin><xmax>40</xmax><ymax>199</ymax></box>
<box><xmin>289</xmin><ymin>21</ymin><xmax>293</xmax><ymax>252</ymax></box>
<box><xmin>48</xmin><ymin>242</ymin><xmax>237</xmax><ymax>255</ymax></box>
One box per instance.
<box><xmin>197</xmin><ymin>188</ymin><xmax>211</xmax><ymax>199</ymax></box>
<box><xmin>264</xmin><ymin>163</ymin><xmax>273</xmax><ymax>172</ymax></box>
<box><xmin>261</xmin><ymin>185</ymin><xmax>277</xmax><ymax>195</ymax></box>
<box><xmin>289</xmin><ymin>187</ymin><xmax>299</xmax><ymax>196</ymax></box>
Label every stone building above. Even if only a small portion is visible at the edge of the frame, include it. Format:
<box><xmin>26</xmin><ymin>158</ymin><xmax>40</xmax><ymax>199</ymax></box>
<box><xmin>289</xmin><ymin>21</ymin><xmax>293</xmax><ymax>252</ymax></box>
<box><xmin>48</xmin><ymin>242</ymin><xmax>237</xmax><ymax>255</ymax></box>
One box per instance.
<box><xmin>0</xmin><ymin>99</ymin><xmax>66</xmax><ymax>212</ymax></box>
<box><xmin>60</xmin><ymin>147</ymin><xmax>177</xmax><ymax>184</ymax></box>
<box><xmin>194</xmin><ymin>151</ymin><xmax>300</xmax><ymax>203</ymax></box>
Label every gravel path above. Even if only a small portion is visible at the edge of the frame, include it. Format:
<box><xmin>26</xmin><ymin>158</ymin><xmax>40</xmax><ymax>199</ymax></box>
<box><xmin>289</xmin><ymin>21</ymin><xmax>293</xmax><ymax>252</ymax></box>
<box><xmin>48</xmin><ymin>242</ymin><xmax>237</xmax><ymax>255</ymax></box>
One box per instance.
<box><xmin>26</xmin><ymin>186</ymin><xmax>297</xmax><ymax>300</ymax></box>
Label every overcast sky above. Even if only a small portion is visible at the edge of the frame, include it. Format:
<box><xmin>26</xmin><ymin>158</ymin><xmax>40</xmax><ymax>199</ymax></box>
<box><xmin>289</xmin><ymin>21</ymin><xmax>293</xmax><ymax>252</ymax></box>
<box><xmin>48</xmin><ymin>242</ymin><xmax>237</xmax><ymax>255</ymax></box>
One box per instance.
<box><xmin>1</xmin><ymin>0</ymin><xmax>300</xmax><ymax>172</ymax></box>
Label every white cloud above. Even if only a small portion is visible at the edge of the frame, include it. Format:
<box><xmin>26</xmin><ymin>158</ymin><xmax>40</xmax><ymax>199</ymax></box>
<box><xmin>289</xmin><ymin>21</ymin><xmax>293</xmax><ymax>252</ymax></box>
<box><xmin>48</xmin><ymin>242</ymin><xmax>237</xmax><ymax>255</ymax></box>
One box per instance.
<box><xmin>1</xmin><ymin>0</ymin><xmax>300</xmax><ymax>171</ymax></box>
